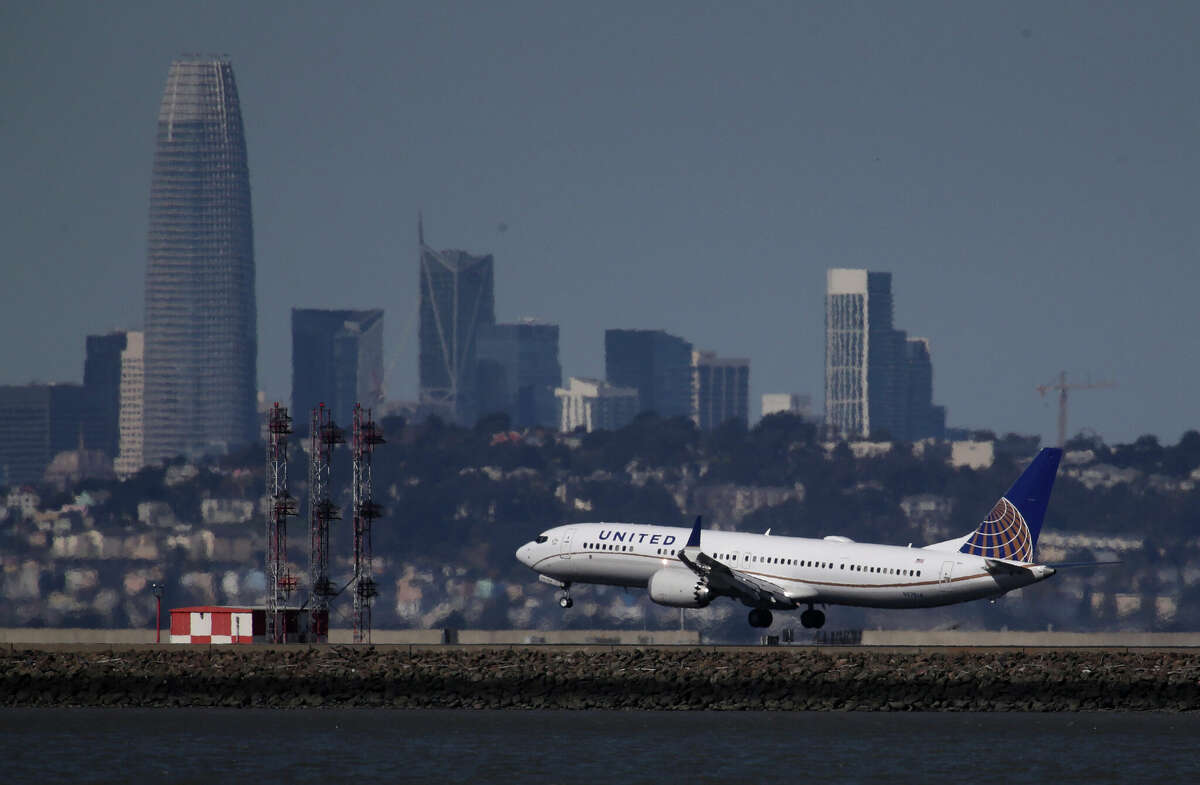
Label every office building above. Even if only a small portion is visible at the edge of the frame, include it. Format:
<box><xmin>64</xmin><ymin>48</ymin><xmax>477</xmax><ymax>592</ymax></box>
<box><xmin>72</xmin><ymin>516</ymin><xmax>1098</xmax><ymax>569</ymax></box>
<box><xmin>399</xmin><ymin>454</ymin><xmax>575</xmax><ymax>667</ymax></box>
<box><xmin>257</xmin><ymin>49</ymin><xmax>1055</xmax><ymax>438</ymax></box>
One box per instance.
<box><xmin>604</xmin><ymin>329</ymin><xmax>693</xmax><ymax>419</ymax></box>
<box><xmin>691</xmin><ymin>351</ymin><xmax>749</xmax><ymax>430</ymax></box>
<box><xmin>83</xmin><ymin>332</ymin><xmax>128</xmax><ymax>457</ymax></box>
<box><xmin>477</xmin><ymin>320</ymin><xmax>562</xmax><ymax>428</ymax></box>
<box><xmin>761</xmin><ymin>393</ymin><xmax>813</xmax><ymax>420</ymax></box>
<box><xmin>555</xmin><ymin>377</ymin><xmax>639</xmax><ymax>433</ymax></box>
<box><xmin>825</xmin><ymin>269</ymin><xmax>944</xmax><ymax>441</ymax></box>
<box><xmin>0</xmin><ymin>384</ymin><xmax>88</xmax><ymax>486</ymax></box>
<box><xmin>418</xmin><ymin>222</ymin><xmax>495</xmax><ymax>426</ymax></box>
<box><xmin>903</xmin><ymin>337</ymin><xmax>946</xmax><ymax>441</ymax></box>
<box><xmin>292</xmin><ymin>309</ymin><xmax>384</xmax><ymax>427</ymax></box>
<box><xmin>143</xmin><ymin>56</ymin><xmax>258</xmax><ymax>464</ymax></box>
<box><xmin>115</xmin><ymin>332</ymin><xmax>145</xmax><ymax>479</ymax></box>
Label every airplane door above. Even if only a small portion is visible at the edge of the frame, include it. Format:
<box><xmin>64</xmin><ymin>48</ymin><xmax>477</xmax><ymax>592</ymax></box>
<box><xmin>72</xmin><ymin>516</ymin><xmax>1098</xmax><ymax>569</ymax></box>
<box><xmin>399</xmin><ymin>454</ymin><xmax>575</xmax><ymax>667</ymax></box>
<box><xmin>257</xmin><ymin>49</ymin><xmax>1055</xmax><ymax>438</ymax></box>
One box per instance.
<box><xmin>560</xmin><ymin>528</ymin><xmax>575</xmax><ymax>559</ymax></box>
<box><xmin>939</xmin><ymin>560</ymin><xmax>954</xmax><ymax>586</ymax></box>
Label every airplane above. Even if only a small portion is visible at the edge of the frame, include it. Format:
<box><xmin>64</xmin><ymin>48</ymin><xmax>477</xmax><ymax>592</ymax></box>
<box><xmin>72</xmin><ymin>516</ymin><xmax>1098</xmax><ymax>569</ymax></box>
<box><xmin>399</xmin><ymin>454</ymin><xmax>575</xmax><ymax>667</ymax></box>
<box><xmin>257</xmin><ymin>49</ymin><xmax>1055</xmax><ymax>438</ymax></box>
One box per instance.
<box><xmin>516</xmin><ymin>447</ymin><xmax>1077</xmax><ymax>629</ymax></box>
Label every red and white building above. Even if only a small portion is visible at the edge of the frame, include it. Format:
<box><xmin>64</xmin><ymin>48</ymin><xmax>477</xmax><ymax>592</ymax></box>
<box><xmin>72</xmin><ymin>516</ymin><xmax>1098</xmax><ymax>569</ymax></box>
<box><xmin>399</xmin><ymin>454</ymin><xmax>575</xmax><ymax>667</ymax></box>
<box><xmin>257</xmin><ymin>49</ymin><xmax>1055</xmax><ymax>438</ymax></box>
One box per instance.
<box><xmin>169</xmin><ymin>606</ymin><xmax>314</xmax><ymax>644</ymax></box>
<box><xmin>169</xmin><ymin>606</ymin><xmax>259</xmax><ymax>644</ymax></box>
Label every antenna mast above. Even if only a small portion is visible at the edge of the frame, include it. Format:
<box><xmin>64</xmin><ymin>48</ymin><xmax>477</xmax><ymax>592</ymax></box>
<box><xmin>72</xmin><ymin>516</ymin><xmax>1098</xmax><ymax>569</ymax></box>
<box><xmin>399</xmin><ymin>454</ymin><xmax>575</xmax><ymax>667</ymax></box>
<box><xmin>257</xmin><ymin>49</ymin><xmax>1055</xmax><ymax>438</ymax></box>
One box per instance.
<box><xmin>308</xmin><ymin>403</ymin><xmax>343</xmax><ymax>643</ymax></box>
<box><xmin>351</xmin><ymin>405</ymin><xmax>385</xmax><ymax>643</ymax></box>
<box><xmin>266</xmin><ymin>403</ymin><xmax>298</xmax><ymax>643</ymax></box>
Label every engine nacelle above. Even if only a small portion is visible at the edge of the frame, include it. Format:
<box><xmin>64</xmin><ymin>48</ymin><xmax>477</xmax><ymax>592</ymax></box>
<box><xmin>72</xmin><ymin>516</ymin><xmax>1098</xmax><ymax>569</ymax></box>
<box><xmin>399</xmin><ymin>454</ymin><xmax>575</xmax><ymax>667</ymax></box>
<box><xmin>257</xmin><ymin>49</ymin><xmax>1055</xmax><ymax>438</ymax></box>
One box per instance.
<box><xmin>647</xmin><ymin>568</ymin><xmax>711</xmax><ymax>608</ymax></box>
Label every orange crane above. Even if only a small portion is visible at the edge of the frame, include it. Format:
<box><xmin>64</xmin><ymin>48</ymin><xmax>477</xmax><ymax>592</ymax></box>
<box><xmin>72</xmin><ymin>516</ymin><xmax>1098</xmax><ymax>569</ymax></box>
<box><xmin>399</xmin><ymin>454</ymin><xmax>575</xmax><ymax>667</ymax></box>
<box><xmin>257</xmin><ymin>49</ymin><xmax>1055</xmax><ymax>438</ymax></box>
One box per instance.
<box><xmin>1036</xmin><ymin>371</ymin><xmax>1116</xmax><ymax>448</ymax></box>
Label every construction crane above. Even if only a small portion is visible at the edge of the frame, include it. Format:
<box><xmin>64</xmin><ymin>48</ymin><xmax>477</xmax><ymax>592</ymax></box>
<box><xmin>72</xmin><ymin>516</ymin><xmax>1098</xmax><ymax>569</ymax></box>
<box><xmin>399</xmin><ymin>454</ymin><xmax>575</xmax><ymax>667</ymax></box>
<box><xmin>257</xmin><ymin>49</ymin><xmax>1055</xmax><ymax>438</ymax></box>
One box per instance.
<box><xmin>1036</xmin><ymin>371</ymin><xmax>1116</xmax><ymax>448</ymax></box>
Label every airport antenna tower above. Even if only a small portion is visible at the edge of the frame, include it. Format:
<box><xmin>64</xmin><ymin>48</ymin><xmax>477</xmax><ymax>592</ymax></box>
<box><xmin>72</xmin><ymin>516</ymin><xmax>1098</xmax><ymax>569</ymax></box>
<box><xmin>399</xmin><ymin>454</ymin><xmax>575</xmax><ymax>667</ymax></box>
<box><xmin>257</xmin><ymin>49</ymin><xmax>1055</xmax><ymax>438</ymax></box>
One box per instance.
<box><xmin>351</xmin><ymin>405</ymin><xmax>385</xmax><ymax>644</ymax></box>
<box><xmin>308</xmin><ymin>404</ymin><xmax>343</xmax><ymax>643</ymax></box>
<box><xmin>1036</xmin><ymin>371</ymin><xmax>1116</xmax><ymax>448</ymax></box>
<box><xmin>266</xmin><ymin>404</ymin><xmax>298</xmax><ymax>643</ymax></box>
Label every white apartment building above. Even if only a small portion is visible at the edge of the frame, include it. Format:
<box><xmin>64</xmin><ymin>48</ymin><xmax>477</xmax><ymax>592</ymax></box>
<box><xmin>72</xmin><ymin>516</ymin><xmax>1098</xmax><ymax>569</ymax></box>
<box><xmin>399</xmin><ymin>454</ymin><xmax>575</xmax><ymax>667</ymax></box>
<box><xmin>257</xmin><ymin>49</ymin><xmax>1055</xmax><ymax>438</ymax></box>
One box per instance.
<box><xmin>555</xmin><ymin>377</ymin><xmax>639</xmax><ymax>433</ymax></box>
<box><xmin>114</xmin><ymin>331</ymin><xmax>144</xmax><ymax>479</ymax></box>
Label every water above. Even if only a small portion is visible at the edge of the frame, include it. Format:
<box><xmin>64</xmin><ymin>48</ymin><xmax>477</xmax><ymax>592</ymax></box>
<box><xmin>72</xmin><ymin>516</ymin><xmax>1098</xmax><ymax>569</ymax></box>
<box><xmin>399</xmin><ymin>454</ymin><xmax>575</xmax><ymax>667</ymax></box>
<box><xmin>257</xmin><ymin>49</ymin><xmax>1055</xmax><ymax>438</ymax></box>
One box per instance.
<box><xmin>2</xmin><ymin>709</ymin><xmax>1196</xmax><ymax>784</ymax></box>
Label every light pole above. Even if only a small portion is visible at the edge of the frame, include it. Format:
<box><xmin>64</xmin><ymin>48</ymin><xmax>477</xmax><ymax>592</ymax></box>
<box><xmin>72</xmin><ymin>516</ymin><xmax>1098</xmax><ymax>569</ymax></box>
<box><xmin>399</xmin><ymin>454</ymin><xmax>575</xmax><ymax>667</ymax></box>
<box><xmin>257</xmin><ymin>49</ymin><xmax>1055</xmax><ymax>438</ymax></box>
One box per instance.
<box><xmin>150</xmin><ymin>583</ymin><xmax>164</xmax><ymax>643</ymax></box>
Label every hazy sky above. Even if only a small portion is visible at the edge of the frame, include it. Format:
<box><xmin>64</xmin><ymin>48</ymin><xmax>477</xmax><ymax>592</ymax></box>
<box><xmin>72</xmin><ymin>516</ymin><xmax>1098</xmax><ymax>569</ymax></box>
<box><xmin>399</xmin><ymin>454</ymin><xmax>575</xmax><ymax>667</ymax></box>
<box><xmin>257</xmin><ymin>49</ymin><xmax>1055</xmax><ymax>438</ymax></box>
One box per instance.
<box><xmin>3</xmin><ymin>1</ymin><xmax>1197</xmax><ymax>446</ymax></box>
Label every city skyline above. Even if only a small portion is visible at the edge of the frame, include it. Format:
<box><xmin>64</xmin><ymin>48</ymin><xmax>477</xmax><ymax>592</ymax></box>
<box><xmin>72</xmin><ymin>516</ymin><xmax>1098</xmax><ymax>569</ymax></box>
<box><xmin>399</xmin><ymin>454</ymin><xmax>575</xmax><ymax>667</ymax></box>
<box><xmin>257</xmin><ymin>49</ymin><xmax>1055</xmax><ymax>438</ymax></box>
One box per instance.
<box><xmin>3</xmin><ymin>3</ymin><xmax>1198</xmax><ymax>446</ymax></box>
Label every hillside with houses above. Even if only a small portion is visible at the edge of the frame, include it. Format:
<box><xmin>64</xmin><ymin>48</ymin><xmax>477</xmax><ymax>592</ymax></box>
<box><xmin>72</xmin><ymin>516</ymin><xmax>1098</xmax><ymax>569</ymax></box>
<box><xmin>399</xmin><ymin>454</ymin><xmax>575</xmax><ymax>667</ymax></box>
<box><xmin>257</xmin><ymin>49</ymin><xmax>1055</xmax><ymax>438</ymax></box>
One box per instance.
<box><xmin>3</xmin><ymin>414</ymin><xmax>1199</xmax><ymax>641</ymax></box>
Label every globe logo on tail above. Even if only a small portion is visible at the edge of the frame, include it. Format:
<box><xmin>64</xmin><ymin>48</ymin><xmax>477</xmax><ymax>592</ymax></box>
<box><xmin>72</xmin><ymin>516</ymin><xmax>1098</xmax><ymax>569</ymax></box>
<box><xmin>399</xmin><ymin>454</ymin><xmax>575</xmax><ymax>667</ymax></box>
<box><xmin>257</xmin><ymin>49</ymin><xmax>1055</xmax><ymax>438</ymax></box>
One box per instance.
<box><xmin>961</xmin><ymin>498</ymin><xmax>1033</xmax><ymax>561</ymax></box>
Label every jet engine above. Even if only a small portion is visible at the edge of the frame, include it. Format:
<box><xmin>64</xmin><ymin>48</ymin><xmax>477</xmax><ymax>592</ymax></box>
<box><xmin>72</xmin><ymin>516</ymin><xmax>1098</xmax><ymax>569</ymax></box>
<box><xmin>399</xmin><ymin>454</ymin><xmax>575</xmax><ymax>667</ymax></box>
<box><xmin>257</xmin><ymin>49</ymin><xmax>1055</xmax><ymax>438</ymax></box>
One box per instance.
<box><xmin>647</xmin><ymin>568</ymin><xmax>711</xmax><ymax>608</ymax></box>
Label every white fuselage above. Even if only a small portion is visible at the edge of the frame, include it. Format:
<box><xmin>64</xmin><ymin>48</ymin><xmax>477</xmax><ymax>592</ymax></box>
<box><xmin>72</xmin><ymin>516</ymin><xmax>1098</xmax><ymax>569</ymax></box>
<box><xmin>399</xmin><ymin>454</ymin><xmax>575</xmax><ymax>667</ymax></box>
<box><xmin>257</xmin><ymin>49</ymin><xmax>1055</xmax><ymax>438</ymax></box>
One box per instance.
<box><xmin>515</xmin><ymin>522</ymin><xmax>1054</xmax><ymax>609</ymax></box>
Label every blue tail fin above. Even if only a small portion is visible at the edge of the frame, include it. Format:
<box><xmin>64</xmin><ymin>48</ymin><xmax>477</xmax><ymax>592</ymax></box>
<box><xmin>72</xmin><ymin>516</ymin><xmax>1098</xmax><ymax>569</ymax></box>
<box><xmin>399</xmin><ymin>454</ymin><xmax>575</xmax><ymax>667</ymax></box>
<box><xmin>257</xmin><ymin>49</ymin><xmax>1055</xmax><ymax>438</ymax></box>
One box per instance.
<box><xmin>959</xmin><ymin>448</ymin><xmax>1063</xmax><ymax>561</ymax></box>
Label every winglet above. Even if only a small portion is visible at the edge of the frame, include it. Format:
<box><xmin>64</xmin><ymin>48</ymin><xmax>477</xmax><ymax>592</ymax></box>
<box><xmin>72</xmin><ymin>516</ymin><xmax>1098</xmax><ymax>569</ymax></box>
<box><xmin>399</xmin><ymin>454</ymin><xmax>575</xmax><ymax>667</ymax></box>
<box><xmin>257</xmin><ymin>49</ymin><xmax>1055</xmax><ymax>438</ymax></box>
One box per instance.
<box><xmin>686</xmin><ymin>515</ymin><xmax>702</xmax><ymax>548</ymax></box>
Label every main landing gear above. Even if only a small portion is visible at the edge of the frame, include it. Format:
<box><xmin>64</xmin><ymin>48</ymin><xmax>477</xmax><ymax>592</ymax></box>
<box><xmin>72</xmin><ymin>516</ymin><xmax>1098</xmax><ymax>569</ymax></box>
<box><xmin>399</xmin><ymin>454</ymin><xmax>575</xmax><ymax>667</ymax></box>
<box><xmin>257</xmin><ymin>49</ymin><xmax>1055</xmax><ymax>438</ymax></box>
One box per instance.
<box><xmin>558</xmin><ymin>584</ymin><xmax>574</xmax><ymax>609</ymax></box>
<box><xmin>748</xmin><ymin>608</ymin><xmax>773</xmax><ymax>628</ymax></box>
<box><xmin>800</xmin><ymin>606</ymin><xmax>826</xmax><ymax>629</ymax></box>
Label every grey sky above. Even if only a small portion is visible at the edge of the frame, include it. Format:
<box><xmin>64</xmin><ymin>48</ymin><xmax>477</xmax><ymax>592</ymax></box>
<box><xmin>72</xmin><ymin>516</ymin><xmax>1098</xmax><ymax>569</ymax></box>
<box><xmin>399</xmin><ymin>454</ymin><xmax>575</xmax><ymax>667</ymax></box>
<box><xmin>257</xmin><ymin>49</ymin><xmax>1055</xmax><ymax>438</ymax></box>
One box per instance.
<box><xmin>2</xmin><ymin>1</ymin><xmax>1197</xmax><ymax>445</ymax></box>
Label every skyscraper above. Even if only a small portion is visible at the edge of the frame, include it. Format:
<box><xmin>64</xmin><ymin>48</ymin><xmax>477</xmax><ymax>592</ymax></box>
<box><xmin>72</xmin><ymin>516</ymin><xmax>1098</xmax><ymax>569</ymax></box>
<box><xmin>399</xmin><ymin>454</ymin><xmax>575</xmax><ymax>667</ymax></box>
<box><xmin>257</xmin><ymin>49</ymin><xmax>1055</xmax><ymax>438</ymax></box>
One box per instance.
<box><xmin>418</xmin><ymin>222</ymin><xmax>495</xmax><ymax>425</ymax></box>
<box><xmin>115</xmin><ymin>332</ymin><xmax>145</xmax><ymax>479</ymax></box>
<box><xmin>292</xmin><ymin>309</ymin><xmax>384</xmax><ymax>426</ymax></box>
<box><xmin>0</xmin><ymin>384</ymin><xmax>87</xmax><ymax>486</ymax></box>
<box><xmin>902</xmin><ymin>337</ymin><xmax>946</xmax><ymax>441</ymax></box>
<box><xmin>477</xmin><ymin>320</ymin><xmax>562</xmax><ymax>428</ymax></box>
<box><xmin>604</xmin><ymin>329</ymin><xmax>693</xmax><ymax>419</ymax></box>
<box><xmin>690</xmin><ymin>350</ymin><xmax>750</xmax><ymax>430</ymax></box>
<box><xmin>143</xmin><ymin>56</ymin><xmax>257</xmax><ymax>464</ymax></box>
<box><xmin>83</xmin><ymin>331</ymin><xmax>128</xmax><ymax>458</ymax></box>
<box><xmin>824</xmin><ymin>269</ymin><xmax>944</xmax><ymax>441</ymax></box>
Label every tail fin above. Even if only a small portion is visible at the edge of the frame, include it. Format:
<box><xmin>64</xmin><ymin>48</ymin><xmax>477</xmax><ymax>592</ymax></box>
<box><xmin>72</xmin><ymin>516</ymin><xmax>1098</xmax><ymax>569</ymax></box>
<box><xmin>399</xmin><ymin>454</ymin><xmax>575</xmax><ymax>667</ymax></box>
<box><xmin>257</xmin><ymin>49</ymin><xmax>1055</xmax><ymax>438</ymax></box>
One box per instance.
<box><xmin>959</xmin><ymin>448</ymin><xmax>1063</xmax><ymax>561</ymax></box>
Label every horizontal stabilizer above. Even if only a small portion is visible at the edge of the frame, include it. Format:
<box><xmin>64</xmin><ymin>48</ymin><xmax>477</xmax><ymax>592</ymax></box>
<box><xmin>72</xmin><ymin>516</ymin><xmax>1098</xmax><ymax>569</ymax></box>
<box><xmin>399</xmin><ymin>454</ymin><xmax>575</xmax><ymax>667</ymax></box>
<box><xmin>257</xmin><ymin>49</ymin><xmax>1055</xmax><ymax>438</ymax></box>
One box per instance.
<box><xmin>983</xmin><ymin>558</ymin><xmax>1037</xmax><ymax>576</ymax></box>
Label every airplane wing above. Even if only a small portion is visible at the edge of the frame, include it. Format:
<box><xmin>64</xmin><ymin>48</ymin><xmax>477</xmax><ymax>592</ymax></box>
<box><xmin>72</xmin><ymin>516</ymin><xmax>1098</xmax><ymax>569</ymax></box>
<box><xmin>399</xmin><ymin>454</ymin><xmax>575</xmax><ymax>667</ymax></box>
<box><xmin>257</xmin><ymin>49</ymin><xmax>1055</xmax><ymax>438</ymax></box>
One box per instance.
<box><xmin>677</xmin><ymin>517</ymin><xmax>815</xmax><ymax>610</ymax></box>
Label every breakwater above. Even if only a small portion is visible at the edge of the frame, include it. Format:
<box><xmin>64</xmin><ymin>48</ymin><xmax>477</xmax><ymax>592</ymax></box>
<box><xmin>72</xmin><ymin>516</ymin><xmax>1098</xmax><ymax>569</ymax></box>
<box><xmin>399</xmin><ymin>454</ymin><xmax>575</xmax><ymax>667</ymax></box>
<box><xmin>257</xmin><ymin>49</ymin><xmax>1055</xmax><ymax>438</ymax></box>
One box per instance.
<box><xmin>2</xmin><ymin>646</ymin><xmax>1197</xmax><ymax>711</ymax></box>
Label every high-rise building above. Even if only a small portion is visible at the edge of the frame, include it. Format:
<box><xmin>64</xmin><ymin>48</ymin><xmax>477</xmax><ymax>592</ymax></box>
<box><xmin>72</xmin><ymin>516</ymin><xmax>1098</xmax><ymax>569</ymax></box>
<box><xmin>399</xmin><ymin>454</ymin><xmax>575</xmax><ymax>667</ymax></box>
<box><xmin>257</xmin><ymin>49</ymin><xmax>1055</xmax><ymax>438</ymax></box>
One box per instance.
<box><xmin>418</xmin><ymin>222</ymin><xmax>495</xmax><ymax>426</ymax></box>
<box><xmin>903</xmin><ymin>337</ymin><xmax>946</xmax><ymax>441</ymax></box>
<box><xmin>824</xmin><ymin>269</ymin><xmax>943</xmax><ymax>441</ymax></box>
<box><xmin>690</xmin><ymin>351</ymin><xmax>749</xmax><ymax>430</ymax></box>
<box><xmin>292</xmin><ymin>309</ymin><xmax>384</xmax><ymax>427</ymax></box>
<box><xmin>143</xmin><ymin>56</ymin><xmax>257</xmax><ymax>464</ymax></box>
<box><xmin>477</xmin><ymin>320</ymin><xmax>562</xmax><ymax>428</ymax></box>
<box><xmin>604</xmin><ymin>329</ymin><xmax>693</xmax><ymax>419</ymax></box>
<box><xmin>83</xmin><ymin>332</ymin><xmax>128</xmax><ymax>458</ymax></box>
<box><xmin>115</xmin><ymin>332</ymin><xmax>145</xmax><ymax>479</ymax></box>
<box><xmin>555</xmin><ymin>377</ymin><xmax>639</xmax><ymax>433</ymax></box>
<box><xmin>0</xmin><ymin>384</ymin><xmax>87</xmax><ymax>486</ymax></box>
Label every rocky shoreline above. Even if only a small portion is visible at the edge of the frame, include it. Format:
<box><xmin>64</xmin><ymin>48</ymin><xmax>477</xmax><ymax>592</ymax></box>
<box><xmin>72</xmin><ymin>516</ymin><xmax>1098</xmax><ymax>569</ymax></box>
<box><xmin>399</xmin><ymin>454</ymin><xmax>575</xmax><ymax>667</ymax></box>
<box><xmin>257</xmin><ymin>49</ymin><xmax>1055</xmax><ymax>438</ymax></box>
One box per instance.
<box><xmin>2</xmin><ymin>646</ymin><xmax>1197</xmax><ymax>711</ymax></box>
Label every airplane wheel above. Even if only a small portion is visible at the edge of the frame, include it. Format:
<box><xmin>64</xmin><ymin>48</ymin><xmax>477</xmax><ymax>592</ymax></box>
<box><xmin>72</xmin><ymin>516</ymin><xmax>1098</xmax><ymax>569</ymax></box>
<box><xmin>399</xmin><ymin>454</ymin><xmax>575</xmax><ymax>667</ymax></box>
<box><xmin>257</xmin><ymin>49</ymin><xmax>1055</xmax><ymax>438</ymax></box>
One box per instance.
<box><xmin>800</xmin><ymin>609</ymin><xmax>818</xmax><ymax>628</ymax></box>
<box><xmin>811</xmin><ymin>610</ymin><xmax>825</xmax><ymax>629</ymax></box>
<box><xmin>559</xmin><ymin>596</ymin><xmax>573</xmax><ymax>609</ymax></box>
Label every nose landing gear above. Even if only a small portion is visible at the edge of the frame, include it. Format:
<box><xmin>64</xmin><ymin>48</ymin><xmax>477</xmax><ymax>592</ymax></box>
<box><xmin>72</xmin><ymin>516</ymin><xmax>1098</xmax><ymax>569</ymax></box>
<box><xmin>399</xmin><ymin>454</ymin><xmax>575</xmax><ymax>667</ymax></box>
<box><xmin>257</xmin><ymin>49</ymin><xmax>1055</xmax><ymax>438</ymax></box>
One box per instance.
<box><xmin>558</xmin><ymin>585</ymin><xmax>574</xmax><ymax>609</ymax></box>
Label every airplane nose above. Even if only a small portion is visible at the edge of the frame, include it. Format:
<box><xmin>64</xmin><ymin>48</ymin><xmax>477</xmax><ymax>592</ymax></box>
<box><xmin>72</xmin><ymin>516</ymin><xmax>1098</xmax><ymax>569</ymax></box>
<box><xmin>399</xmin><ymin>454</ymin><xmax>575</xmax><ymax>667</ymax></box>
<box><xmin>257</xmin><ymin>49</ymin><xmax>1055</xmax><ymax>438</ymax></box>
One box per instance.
<box><xmin>516</xmin><ymin>542</ymin><xmax>534</xmax><ymax>567</ymax></box>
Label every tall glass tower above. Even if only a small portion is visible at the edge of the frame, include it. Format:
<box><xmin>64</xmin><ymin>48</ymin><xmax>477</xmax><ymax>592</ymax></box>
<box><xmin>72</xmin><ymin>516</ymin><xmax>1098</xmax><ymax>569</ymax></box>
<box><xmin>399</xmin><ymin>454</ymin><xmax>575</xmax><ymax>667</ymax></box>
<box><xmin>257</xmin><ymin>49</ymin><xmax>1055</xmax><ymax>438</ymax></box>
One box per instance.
<box><xmin>143</xmin><ymin>56</ymin><xmax>257</xmax><ymax>464</ymax></box>
<box><xmin>418</xmin><ymin>220</ymin><xmax>495</xmax><ymax>426</ymax></box>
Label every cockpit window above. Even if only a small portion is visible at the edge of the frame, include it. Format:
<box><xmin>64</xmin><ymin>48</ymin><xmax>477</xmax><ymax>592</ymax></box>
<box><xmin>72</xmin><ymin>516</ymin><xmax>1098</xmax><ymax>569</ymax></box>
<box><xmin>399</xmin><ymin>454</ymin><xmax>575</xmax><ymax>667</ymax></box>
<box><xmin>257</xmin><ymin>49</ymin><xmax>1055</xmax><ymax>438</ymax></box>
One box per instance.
<box><xmin>535</xmin><ymin>535</ymin><xmax>548</xmax><ymax>544</ymax></box>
